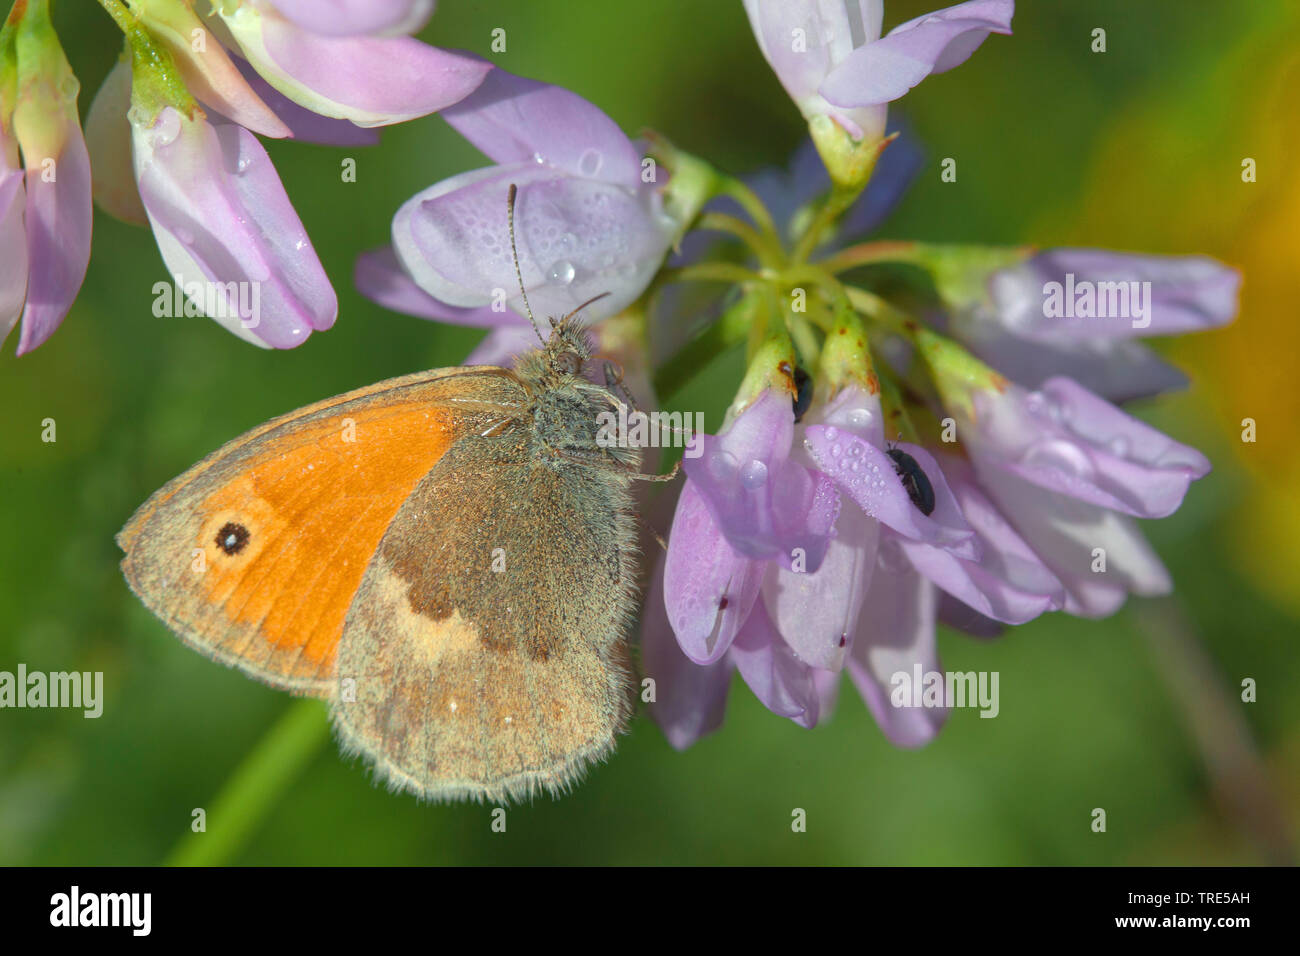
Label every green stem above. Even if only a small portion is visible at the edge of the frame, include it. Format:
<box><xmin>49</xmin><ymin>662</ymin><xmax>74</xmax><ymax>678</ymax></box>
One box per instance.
<box><xmin>694</xmin><ymin>211</ymin><xmax>781</xmax><ymax>268</ymax></box>
<box><xmin>845</xmin><ymin>285</ymin><xmax>916</xmax><ymax>340</ymax></box>
<box><xmin>717</xmin><ymin>175</ymin><xmax>783</xmax><ymax>254</ymax></box>
<box><xmin>95</xmin><ymin>0</ymin><xmax>136</xmax><ymax>34</ymax></box>
<box><xmin>819</xmin><ymin>239</ymin><xmax>924</xmax><ymax>275</ymax></box>
<box><xmin>790</xmin><ymin>186</ymin><xmax>857</xmax><ymax>265</ymax></box>
<box><xmin>165</xmin><ymin>698</ymin><xmax>331</xmax><ymax>867</ymax></box>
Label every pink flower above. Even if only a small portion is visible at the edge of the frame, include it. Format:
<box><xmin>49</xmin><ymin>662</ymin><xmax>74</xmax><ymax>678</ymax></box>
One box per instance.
<box><xmin>0</xmin><ymin>0</ymin><xmax>92</xmax><ymax>354</ymax></box>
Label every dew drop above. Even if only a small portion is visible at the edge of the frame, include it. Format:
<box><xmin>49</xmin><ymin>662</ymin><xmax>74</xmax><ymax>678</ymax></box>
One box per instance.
<box><xmin>150</xmin><ymin>110</ymin><xmax>182</xmax><ymax>148</ymax></box>
<box><xmin>578</xmin><ymin>148</ymin><xmax>603</xmax><ymax>176</ymax></box>
<box><xmin>547</xmin><ymin>260</ymin><xmax>576</xmax><ymax>285</ymax></box>
<box><xmin>740</xmin><ymin>459</ymin><xmax>769</xmax><ymax>489</ymax></box>
<box><xmin>1021</xmin><ymin>439</ymin><xmax>1095</xmax><ymax>479</ymax></box>
<box><xmin>824</xmin><ymin>426</ymin><xmax>838</xmax><ymax>441</ymax></box>
<box><xmin>707</xmin><ymin>450</ymin><xmax>738</xmax><ymax>481</ymax></box>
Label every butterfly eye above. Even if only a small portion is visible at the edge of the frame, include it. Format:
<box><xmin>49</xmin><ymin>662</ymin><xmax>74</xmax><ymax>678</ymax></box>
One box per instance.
<box><xmin>216</xmin><ymin>521</ymin><xmax>250</xmax><ymax>555</ymax></box>
<box><xmin>555</xmin><ymin>352</ymin><xmax>581</xmax><ymax>376</ymax></box>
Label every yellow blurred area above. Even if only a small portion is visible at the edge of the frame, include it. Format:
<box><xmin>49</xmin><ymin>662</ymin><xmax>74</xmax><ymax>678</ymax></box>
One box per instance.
<box><xmin>1029</xmin><ymin>5</ymin><xmax>1300</xmax><ymax>615</ymax></box>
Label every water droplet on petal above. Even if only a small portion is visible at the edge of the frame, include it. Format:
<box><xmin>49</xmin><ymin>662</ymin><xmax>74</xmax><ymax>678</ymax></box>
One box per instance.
<box><xmin>578</xmin><ymin>149</ymin><xmax>603</xmax><ymax>176</ymax></box>
<box><xmin>707</xmin><ymin>450</ymin><xmax>738</xmax><ymax>481</ymax></box>
<box><xmin>547</xmin><ymin>260</ymin><xmax>575</xmax><ymax>285</ymax></box>
<box><xmin>150</xmin><ymin>110</ymin><xmax>182</xmax><ymax>149</ymax></box>
<box><xmin>824</xmin><ymin>426</ymin><xmax>838</xmax><ymax>441</ymax></box>
<box><xmin>532</xmin><ymin>151</ymin><xmax>546</xmax><ymax>164</ymax></box>
<box><xmin>1021</xmin><ymin>439</ymin><xmax>1095</xmax><ymax>479</ymax></box>
<box><xmin>740</xmin><ymin>459</ymin><xmax>769</xmax><ymax>489</ymax></box>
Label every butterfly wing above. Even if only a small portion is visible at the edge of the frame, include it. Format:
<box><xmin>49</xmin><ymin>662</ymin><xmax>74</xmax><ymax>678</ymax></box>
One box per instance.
<box><xmin>118</xmin><ymin>366</ymin><xmax>527</xmax><ymax>695</ymax></box>
<box><xmin>331</xmin><ymin>426</ymin><xmax>639</xmax><ymax>802</ymax></box>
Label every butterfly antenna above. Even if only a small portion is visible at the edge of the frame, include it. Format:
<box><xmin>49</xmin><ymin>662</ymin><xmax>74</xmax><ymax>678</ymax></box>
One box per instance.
<box><xmin>507</xmin><ymin>184</ymin><xmax>546</xmax><ymax>345</ymax></box>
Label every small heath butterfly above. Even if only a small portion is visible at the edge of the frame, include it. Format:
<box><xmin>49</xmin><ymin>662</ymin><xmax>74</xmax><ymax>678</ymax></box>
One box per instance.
<box><xmin>119</xmin><ymin>185</ymin><xmax>670</xmax><ymax>802</ymax></box>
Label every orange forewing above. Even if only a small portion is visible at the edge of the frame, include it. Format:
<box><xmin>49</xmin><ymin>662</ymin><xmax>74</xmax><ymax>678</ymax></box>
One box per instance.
<box><xmin>118</xmin><ymin>367</ymin><xmax>525</xmax><ymax>694</ymax></box>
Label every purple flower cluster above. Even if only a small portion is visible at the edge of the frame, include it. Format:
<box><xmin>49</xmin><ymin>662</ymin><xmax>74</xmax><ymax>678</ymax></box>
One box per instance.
<box><xmin>341</xmin><ymin>0</ymin><xmax>1238</xmax><ymax>750</ymax></box>
<box><xmin>2</xmin><ymin>0</ymin><xmax>490</xmax><ymax>353</ymax></box>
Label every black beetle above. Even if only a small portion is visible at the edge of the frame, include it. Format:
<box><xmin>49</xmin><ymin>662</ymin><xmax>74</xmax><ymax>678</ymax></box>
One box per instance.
<box><xmin>886</xmin><ymin>445</ymin><xmax>936</xmax><ymax>516</ymax></box>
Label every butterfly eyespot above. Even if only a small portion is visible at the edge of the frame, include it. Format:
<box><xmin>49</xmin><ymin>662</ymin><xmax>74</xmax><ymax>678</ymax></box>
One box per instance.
<box><xmin>216</xmin><ymin>521</ymin><xmax>250</xmax><ymax>556</ymax></box>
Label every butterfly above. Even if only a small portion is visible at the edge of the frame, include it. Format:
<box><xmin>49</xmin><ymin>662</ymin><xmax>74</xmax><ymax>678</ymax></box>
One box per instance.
<box><xmin>118</xmin><ymin>185</ymin><xmax>671</xmax><ymax>802</ymax></box>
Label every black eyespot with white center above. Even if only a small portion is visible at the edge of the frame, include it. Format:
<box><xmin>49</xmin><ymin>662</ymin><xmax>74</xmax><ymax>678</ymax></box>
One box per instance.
<box><xmin>216</xmin><ymin>521</ymin><xmax>250</xmax><ymax>556</ymax></box>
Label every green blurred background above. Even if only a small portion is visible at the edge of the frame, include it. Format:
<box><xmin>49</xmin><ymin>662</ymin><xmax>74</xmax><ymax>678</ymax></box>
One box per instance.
<box><xmin>2</xmin><ymin>0</ymin><xmax>1298</xmax><ymax>865</ymax></box>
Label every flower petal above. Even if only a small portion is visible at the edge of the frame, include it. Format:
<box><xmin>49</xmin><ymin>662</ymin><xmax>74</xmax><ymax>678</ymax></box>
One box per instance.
<box><xmin>663</xmin><ymin>480</ymin><xmax>764</xmax><ymax>664</ymax></box>
<box><xmin>355</xmin><ymin>245</ymin><xmax>520</xmax><ymax>326</ymax></box>
<box><xmin>641</xmin><ymin>560</ymin><xmax>733</xmax><ymax>750</ymax></box>
<box><xmin>988</xmin><ymin>248</ymin><xmax>1241</xmax><ymax>342</ymax></box>
<box><xmin>14</xmin><ymin>114</ymin><xmax>92</xmax><ymax>355</ymax></box>
<box><xmin>683</xmin><ymin>390</ymin><xmax>840</xmax><ymax>572</ymax></box>
<box><xmin>743</xmin><ymin>0</ymin><xmax>887</xmax><ymax>139</ymax></box>
<box><xmin>84</xmin><ymin>59</ymin><xmax>149</xmax><ymax>225</ymax></box>
<box><xmin>220</xmin><ymin>0</ymin><xmax>490</xmax><ymax>126</ymax></box>
<box><xmin>271</xmin><ymin>0</ymin><xmax>436</xmax><ymax>37</ymax></box>
<box><xmin>462</xmin><ymin>324</ymin><xmax>540</xmax><ymax>366</ymax></box>
<box><xmin>971</xmin><ymin>379</ymin><xmax>1210</xmax><ymax>519</ymax></box>
<box><xmin>804</xmin><ymin>428</ymin><xmax>979</xmax><ymax>557</ymax></box>
<box><xmin>846</xmin><ymin>558</ymin><xmax>947</xmax><ymax>747</ymax></box>
<box><xmin>441</xmin><ymin>66</ymin><xmax>642</xmax><ymax>185</ymax></box>
<box><xmin>896</xmin><ymin>454</ymin><xmax>1064</xmax><ymax>624</ymax></box>
<box><xmin>973</xmin><ymin>460</ymin><xmax>1172</xmax><ymax>617</ymax></box>
<box><xmin>821</xmin><ymin>0</ymin><xmax>1014</xmax><ymax>107</ymax></box>
<box><xmin>394</xmin><ymin>162</ymin><xmax>671</xmax><ymax>324</ymax></box>
<box><xmin>227</xmin><ymin>55</ymin><xmax>379</xmax><ymax>146</ymax></box>
<box><xmin>135</xmin><ymin>0</ymin><xmax>291</xmax><ymax>138</ymax></box>
<box><xmin>730</xmin><ymin>598</ymin><xmax>822</xmax><ymax>723</ymax></box>
<box><xmin>0</xmin><ymin>164</ymin><xmax>27</xmax><ymax>346</ymax></box>
<box><xmin>760</xmin><ymin>500</ymin><xmax>879</xmax><ymax>670</ymax></box>
<box><xmin>948</xmin><ymin>308</ymin><xmax>1190</xmax><ymax>402</ymax></box>
<box><xmin>133</xmin><ymin>109</ymin><xmax>336</xmax><ymax>347</ymax></box>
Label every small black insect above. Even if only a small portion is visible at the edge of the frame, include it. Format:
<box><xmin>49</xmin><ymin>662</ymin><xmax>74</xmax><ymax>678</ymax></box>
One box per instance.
<box><xmin>792</xmin><ymin>366</ymin><xmax>813</xmax><ymax>423</ymax></box>
<box><xmin>886</xmin><ymin>446</ymin><xmax>936</xmax><ymax>516</ymax></box>
<box><xmin>216</xmin><ymin>521</ymin><xmax>250</xmax><ymax>556</ymax></box>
